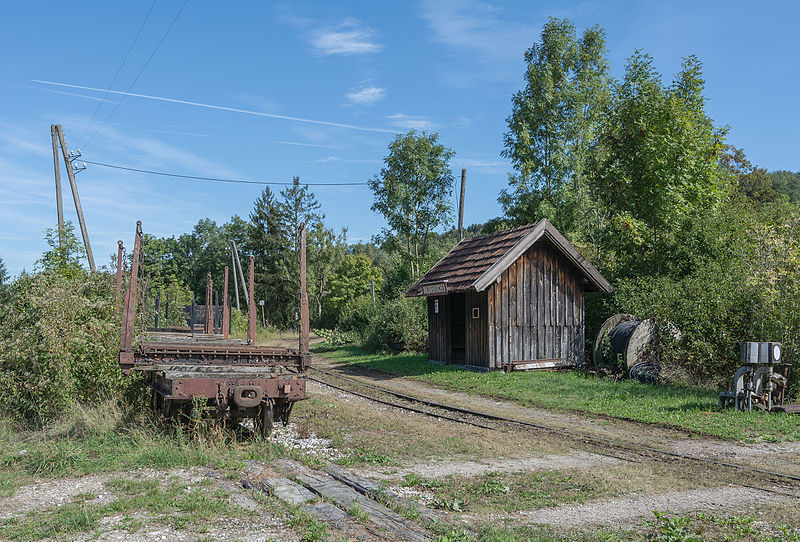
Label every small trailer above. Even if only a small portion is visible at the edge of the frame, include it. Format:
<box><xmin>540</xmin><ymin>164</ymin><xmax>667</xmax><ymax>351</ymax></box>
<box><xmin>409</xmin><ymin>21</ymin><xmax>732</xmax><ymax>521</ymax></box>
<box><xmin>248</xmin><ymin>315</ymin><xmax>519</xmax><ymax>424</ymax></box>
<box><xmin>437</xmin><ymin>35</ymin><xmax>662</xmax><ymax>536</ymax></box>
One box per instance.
<box><xmin>118</xmin><ymin>221</ymin><xmax>311</xmax><ymax>436</ymax></box>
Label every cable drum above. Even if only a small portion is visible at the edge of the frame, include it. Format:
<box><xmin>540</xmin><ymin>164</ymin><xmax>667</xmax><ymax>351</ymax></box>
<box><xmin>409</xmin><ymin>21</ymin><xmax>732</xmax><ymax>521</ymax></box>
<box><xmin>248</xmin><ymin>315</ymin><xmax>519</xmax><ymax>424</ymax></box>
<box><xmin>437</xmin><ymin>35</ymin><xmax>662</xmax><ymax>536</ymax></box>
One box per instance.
<box><xmin>593</xmin><ymin>314</ymin><xmax>681</xmax><ymax>381</ymax></box>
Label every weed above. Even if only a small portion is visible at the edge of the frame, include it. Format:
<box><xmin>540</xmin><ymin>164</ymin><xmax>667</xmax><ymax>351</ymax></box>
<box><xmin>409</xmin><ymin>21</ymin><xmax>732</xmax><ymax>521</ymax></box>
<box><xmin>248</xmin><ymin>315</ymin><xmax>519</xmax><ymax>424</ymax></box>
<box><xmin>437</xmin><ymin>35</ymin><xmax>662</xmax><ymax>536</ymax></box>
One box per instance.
<box><xmin>348</xmin><ymin>502</ymin><xmax>369</xmax><ymax>522</ymax></box>
<box><xmin>402</xmin><ymin>473</ymin><xmax>444</xmax><ymax>489</ymax></box>
<box><xmin>335</xmin><ymin>448</ymin><xmax>394</xmax><ymax>466</ymax></box>
<box><xmin>287</xmin><ymin>507</ymin><xmax>328</xmax><ymax>541</ymax></box>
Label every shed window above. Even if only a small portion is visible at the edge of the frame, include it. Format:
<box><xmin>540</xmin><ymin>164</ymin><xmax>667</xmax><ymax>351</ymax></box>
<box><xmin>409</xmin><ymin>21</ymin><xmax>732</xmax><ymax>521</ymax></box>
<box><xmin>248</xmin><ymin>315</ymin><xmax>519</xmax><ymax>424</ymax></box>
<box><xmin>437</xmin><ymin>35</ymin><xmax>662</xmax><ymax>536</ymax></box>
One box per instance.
<box><xmin>472</xmin><ymin>307</ymin><xmax>480</xmax><ymax>319</ymax></box>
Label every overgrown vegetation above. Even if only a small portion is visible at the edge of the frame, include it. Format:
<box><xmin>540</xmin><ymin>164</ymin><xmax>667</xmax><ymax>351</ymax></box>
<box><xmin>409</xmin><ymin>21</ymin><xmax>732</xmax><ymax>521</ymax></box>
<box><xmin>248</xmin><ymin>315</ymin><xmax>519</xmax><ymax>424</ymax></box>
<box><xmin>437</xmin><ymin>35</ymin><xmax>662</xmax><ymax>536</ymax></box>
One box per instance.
<box><xmin>318</xmin><ymin>346</ymin><xmax>800</xmax><ymax>441</ymax></box>
<box><xmin>0</xmin><ymin>253</ymin><xmax>124</xmax><ymax>425</ymax></box>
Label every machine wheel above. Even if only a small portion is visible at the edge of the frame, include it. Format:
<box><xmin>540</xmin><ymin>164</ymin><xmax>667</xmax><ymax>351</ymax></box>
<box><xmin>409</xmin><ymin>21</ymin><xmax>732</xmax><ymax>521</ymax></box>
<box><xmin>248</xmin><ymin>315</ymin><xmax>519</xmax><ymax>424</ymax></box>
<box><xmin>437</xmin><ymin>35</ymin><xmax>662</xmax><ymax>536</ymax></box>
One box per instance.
<box><xmin>254</xmin><ymin>401</ymin><xmax>274</xmax><ymax>438</ymax></box>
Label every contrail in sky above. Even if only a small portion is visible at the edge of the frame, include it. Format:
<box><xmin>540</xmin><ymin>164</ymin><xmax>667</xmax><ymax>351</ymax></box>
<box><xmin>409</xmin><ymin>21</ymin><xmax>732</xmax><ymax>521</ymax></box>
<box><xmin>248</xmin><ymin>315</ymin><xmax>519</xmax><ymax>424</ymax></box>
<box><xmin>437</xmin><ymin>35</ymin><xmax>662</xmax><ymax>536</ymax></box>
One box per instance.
<box><xmin>31</xmin><ymin>79</ymin><xmax>397</xmax><ymax>134</ymax></box>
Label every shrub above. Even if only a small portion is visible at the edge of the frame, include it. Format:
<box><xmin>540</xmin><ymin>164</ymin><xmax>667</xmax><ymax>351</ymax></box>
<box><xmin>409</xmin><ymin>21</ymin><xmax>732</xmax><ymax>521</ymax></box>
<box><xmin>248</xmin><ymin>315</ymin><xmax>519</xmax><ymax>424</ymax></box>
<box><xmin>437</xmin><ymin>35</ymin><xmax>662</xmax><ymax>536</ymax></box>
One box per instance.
<box><xmin>360</xmin><ymin>297</ymin><xmax>427</xmax><ymax>353</ymax></box>
<box><xmin>0</xmin><ymin>269</ymin><xmax>125</xmax><ymax>426</ymax></box>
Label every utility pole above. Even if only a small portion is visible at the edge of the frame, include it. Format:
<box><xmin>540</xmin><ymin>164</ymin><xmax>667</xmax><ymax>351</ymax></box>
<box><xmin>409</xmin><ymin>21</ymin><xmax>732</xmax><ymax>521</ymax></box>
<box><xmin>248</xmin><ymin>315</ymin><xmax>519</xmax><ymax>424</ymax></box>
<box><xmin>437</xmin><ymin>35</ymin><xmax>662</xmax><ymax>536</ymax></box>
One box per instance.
<box><xmin>55</xmin><ymin>124</ymin><xmax>95</xmax><ymax>271</ymax></box>
<box><xmin>458</xmin><ymin>168</ymin><xmax>466</xmax><ymax>242</ymax></box>
<box><xmin>232</xmin><ymin>240</ymin><xmax>249</xmax><ymax>303</ymax></box>
<box><xmin>230</xmin><ymin>242</ymin><xmax>240</xmax><ymax>311</ymax></box>
<box><xmin>370</xmin><ymin>279</ymin><xmax>375</xmax><ymax>304</ymax></box>
<box><xmin>50</xmin><ymin>125</ymin><xmax>65</xmax><ymax>249</ymax></box>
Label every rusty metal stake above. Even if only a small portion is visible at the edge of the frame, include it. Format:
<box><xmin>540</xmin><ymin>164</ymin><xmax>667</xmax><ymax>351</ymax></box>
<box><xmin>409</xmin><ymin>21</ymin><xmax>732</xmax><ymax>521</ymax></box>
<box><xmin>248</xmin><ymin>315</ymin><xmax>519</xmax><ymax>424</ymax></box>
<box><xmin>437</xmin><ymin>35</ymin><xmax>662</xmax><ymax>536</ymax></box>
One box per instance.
<box><xmin>222</xmin><ymin>266</ymin><xmax>230</xmax><ymax>339</ymax></box>
<box><xmin>299</xmin><ymin>223</ymin><xmax>310</xmax><ymax>353</ymax></box>
<box><xmin>204</xmin><ymin>272</ymin><xmax>213</xmax><ymax>335</ymax></box>
<box><xmin>121</xmin><ymin>221</ymin><xmax>142</xmax><ymax>350</ymax></box>
<box><xmin>248</xmin><ymin>256</ymin><xmax>256</xmax><ymax>344</ymax></box>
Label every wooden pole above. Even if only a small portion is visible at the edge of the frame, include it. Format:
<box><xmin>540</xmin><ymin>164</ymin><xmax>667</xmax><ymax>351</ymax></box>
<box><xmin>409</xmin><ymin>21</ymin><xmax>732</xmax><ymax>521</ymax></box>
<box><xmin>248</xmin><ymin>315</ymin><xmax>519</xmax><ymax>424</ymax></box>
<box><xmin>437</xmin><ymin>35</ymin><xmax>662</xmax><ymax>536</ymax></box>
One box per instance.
<box><xmin>204</xmin><ymin>272</ymin><xmax>213</xmax><ymax>335</ymax></box>
<box><xmin>222</xmin><ymin>266</ymin><xmax>230</xmax><ymax>338</ymax></box>
<box><xmin>230</xmin><ymin>242</ymin><xmax>240</xmax><ymax>311</ymax></box>
<box><xmin>260</xmin><ymin>302</ymin><xmax>266</xmax><ymax>329</ymax></box>
<box><xmin>51</xmin><ymin>125</ymin><xmax>65</xmax><ymax>249</ymax></box>
<box><xmin>299</xmin><ymin>224</ymin><xmax>310</xmax><ymax>353</ymax></box>
<box><xmin>370</xmin><ymin>279</ymin><xmax>375</xmax><ymax>303</ymax></box>
<box><xmin>248</xmin><ymin>256</ymin><xmax>256</xmax><ymax>344</ymax></box>
<box><xmin>458</xmin><ymin>168</ymin><xmax>466</xmax><ymax>242</ymax></box>
<box><xmin>55</xmin><ymin>124</ymin><xmax>95</xmax><ymax>271</ymax></box>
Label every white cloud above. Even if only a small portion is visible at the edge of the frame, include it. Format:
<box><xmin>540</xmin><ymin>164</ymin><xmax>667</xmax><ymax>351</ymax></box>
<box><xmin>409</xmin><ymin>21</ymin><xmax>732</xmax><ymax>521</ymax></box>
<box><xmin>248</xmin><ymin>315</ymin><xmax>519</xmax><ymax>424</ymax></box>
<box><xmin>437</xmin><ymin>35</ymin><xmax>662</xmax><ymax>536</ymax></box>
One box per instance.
<box><xmin>310</xmin><ymin>19</ymin><xmax>383</xmax><ymax>55</ymax></box>
<box><xmin>420</xmin><ymin>0</ymin><xmax>536</xmax><ymax>60</ymax></box>
<box><xmin>345</xmin><ymin>86</ymin><xmax>386</xmax><ymax>105</ymax></box>
<box><xmin>315</xmin><ymin>156</ymin><xmax>381</xmax><ymax>164</ymax></box>
<box><xmin>387</xmin><ymin>113</ymin><xmax>435</xmax><ymax>131</ymax></box>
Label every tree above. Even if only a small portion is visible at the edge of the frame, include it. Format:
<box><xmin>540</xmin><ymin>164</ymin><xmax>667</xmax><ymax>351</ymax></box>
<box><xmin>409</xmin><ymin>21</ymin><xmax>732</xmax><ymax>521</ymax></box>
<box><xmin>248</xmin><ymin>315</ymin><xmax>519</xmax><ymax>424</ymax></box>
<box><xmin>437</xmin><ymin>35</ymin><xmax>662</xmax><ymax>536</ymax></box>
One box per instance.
<box><xmin>248</xmin><ymin>187</ymin><xmax>293</xmax><ymax>326</ymax></box>
<box><xmin>326</xmin><ymin>254</ymin><xmax>384</xmax><ymax>321</ymax></box>
<box><xmin>770</xmin><ymin>170</ymin><xmax>800</xmax><ymax>203</ymax></box>
<box><xmin>500</xmin><ymin>18</ymin><xmax>610</xmax><ymax>230</ymax></box>
<box><xmin>0</xmin><ymin>256</ymin><xmax>8</xmax><ymax>286</ymax></box>
<box><xmin>720</xmin><ymin>146</ymin><xmax>780</xmax><ymax>204</ymax></box>
<box><xmin>37</xmin><ymin>222</ymin><xmax>86</xmax><ymax>278</ymax></box>
<box><xmin>307</xmin><ymin>223</ymin><xmax>346</xmax><ymax>325</ymax></box>
<box><xmin>369</xmin><ymin>130</ymin><xmax>455</xmax><ymax>278</ymax></box>
<box><xmin>590</xmin><ymin>52</ymin><xmax>727</xmax><ymax>277</ymax></box>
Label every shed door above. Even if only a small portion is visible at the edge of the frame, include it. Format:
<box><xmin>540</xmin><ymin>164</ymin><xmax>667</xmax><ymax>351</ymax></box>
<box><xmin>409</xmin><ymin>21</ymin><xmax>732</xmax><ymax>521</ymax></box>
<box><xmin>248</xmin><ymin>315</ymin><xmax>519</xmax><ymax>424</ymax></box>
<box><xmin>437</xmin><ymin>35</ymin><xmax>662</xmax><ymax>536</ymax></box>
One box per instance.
<box><xmin>450</xmin><ymin>293</ymin><xmax>466</xmax><ymax>364</ymax></box>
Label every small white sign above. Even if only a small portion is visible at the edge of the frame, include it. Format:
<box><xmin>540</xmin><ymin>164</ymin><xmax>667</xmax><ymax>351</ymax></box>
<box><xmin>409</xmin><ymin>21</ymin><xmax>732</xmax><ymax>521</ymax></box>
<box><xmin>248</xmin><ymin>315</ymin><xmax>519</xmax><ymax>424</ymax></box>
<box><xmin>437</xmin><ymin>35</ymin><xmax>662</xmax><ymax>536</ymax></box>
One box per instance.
<box><xmin>422</xmin><ymin>282</ymin><xmax>447</xmax><ymax>296</ymax></box>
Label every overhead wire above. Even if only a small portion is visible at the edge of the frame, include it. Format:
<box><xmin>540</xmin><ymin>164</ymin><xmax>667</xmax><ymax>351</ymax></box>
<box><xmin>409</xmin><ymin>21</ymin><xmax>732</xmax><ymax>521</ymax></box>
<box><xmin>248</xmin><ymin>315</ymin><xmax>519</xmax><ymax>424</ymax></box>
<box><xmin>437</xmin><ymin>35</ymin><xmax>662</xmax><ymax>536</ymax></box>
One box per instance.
<box><xmin>82</xmin><ymin>159</ymin><xmax>369</xmax><ymax>186</ymax></box>
<box><xmin>82</xmin><ymin>0</ymin><xmax>190</xmax><ymax>149</ymax></box>
<box><xmin>77</xmin><ymin>0</ymin><xmax>159</xmax><ymax>146</ymax></box>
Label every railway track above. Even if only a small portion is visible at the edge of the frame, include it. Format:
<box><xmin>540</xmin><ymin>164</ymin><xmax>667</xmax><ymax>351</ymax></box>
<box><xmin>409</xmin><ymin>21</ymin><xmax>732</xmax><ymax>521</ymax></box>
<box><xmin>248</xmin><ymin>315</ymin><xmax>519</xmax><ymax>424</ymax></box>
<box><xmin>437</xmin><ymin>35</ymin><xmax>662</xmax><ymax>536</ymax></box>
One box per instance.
<box><xmin>306</xmin><ymin>365</ymin><xmax>800</xmax><ymax>499</ymax></box>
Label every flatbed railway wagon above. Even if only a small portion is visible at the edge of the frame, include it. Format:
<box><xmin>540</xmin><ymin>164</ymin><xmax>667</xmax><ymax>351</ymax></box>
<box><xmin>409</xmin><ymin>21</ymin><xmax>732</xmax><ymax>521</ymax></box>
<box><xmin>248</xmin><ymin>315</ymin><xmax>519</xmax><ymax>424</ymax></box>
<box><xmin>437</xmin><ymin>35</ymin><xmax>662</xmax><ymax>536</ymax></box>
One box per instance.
<box><xmin>118</xmin><ymin>221</ymin><xmax>312</xmax><ymax>436</ymax></box>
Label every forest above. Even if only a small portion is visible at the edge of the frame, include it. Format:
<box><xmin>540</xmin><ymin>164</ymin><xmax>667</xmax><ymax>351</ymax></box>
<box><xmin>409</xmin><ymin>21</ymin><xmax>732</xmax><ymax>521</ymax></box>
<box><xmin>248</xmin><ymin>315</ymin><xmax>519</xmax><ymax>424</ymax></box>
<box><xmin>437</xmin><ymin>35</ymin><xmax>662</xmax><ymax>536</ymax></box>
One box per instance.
<box><xmin>2</xmin><ymin>17</ymin><xmax>800</xmax><ymax>424</ymax></box>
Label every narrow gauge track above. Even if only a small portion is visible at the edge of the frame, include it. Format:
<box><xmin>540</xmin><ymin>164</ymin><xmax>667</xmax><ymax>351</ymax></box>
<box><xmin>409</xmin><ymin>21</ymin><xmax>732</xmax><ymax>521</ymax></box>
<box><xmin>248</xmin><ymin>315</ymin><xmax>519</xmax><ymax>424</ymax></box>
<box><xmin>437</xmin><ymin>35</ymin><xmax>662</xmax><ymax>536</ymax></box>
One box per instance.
<box><xmin>307</xmin><ymin>366</ymin><xmax>800</xmax><ymax>499</ymax></box>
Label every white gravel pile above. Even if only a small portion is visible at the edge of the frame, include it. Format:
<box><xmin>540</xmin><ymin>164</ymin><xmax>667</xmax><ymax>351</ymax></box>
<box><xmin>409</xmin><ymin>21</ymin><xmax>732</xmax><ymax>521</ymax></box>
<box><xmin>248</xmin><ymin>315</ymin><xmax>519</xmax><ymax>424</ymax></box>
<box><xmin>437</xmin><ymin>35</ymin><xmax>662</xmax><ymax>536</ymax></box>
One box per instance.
<box><xmin>270</xmin><ymin>423</ymin><xmax>343</xmax><ymax>461</ymax></box>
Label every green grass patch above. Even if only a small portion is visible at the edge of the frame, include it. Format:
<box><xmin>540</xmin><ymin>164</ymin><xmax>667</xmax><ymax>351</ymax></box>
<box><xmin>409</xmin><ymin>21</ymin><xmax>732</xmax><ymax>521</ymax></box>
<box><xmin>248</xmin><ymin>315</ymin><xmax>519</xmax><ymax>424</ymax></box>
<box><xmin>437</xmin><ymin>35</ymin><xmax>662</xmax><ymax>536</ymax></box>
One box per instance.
<box><xmin>0</xmin><ymin>403</ymin><xmax>292</xmax><ymax>500</ymax></box>
<box><xmin>316</xmin><ymin>346</ymin><xmax>800</xmax><ymax>442</ymax></box>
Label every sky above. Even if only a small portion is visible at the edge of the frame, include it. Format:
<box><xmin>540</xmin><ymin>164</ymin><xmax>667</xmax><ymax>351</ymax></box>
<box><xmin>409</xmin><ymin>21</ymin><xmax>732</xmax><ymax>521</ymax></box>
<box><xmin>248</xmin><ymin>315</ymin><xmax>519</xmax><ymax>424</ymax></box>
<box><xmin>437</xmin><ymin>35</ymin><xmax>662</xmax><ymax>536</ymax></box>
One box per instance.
<box><xmin>1</xmin><ymin>1</ymin><xmax>798</xmax><ymax>277</ymax></box>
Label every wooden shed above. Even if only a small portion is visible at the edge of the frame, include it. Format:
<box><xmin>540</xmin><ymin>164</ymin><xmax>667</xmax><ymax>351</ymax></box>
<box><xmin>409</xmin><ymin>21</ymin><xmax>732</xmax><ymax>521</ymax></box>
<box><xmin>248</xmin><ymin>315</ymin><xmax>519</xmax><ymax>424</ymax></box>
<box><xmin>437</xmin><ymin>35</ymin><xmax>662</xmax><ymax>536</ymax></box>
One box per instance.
<box><xmin>406</xmin><ymin>219</ymin><xmax>612</xmax><ymax>370</ymax></box>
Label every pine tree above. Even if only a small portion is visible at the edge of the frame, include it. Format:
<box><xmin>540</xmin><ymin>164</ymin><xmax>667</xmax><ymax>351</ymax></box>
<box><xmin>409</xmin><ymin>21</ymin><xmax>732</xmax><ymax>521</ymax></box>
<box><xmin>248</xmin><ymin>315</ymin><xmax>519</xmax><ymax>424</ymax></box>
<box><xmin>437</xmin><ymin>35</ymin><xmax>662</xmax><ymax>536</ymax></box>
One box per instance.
<box><xmin>248</xmin><ymin>187</ymin><xmax>293</xmax><ymax>326</ymax></box>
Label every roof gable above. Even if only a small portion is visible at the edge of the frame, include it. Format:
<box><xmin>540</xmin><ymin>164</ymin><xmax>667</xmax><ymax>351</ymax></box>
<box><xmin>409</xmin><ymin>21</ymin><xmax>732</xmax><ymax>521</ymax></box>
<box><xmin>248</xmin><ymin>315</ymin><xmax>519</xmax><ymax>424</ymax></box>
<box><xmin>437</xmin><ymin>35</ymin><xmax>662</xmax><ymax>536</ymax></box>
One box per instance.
<box><xmin>406</xmin><ymin>219</ymin><xmax>612</xmax><ymax>296</ymax></box>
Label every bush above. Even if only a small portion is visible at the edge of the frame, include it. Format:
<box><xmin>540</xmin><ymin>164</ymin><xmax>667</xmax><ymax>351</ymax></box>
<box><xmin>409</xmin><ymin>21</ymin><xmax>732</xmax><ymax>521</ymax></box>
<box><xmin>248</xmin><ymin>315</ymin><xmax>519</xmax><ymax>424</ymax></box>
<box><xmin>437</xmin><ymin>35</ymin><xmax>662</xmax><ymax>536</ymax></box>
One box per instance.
<box><xmin>0</xmin><ymin>270</ymin><xmax>125</xmax><ymax>426</ymax></box>
<box><xmin>360</xmin><ymin>297</ymin><xmax>427</xmax><ymax>353</ymax></box>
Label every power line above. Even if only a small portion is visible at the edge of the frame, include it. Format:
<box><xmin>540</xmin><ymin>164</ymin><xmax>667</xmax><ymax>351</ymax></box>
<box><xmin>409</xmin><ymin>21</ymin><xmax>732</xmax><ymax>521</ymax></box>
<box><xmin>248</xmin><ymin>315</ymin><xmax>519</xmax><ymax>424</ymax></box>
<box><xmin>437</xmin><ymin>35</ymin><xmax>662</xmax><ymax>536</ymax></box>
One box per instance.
<box><xmin>83</xmin><ymin>0</ymin><xmax>190</xmax><ymax>149</ymax></box>
<box><xmin>82</xmin><ymin>159</ymin><xmax>369</xmax><ymax>186</ymax></box>
<box><xmin>78</xmin><ymin>0</ymin><xmax>158</xmax><ymax>146</ymax></box>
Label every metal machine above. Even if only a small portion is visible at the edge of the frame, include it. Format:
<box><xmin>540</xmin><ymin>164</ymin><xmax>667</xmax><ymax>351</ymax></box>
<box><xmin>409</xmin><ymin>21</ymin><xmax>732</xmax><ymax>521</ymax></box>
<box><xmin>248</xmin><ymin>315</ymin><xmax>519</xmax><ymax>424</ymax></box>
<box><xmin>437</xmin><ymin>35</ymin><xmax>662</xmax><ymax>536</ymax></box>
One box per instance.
<box><xmin>719</xmin><ymin>342</ymin><xmax>788</xmax><ymax>412</ymax></box>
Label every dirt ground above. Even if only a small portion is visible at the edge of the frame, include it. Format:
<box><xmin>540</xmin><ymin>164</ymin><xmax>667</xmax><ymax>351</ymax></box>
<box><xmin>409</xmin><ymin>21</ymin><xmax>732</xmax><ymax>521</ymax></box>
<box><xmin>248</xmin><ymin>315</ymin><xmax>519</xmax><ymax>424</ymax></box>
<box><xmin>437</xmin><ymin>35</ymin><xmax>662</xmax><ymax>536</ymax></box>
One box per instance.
<box><xmin>2</xmin><ymin>353</ymin><xmax>798</xmax><ymax>541</ymax></box>
<box><xmin>293</xmin><ymin>356</ymin><xmax>800</xmax><ymax>536</ymax></box>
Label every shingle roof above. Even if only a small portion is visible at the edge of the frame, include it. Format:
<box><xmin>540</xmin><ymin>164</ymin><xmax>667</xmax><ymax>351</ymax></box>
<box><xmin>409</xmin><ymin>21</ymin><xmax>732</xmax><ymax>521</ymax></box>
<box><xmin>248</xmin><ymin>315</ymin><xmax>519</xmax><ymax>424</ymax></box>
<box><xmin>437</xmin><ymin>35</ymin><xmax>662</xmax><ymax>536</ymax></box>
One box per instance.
<box><xmin>406</xmin><ymin>219</ymin><xmax>612</xmax><ymax>297</ymax></box>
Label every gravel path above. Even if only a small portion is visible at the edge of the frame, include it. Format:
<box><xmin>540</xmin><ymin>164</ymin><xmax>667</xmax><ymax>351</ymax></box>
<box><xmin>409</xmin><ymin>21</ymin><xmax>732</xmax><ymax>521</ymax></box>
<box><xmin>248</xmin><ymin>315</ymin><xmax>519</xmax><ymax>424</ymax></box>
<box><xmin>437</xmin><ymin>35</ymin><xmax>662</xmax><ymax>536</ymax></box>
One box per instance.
<box><xmin>512</xmin><ymin>485</ymin><xmax>787</xmax><ymax>527</ymax></box>
<box><xmin>362</xmin><ymin>451</ymin><xmax>621</xmax><ymax>480</ymax></box>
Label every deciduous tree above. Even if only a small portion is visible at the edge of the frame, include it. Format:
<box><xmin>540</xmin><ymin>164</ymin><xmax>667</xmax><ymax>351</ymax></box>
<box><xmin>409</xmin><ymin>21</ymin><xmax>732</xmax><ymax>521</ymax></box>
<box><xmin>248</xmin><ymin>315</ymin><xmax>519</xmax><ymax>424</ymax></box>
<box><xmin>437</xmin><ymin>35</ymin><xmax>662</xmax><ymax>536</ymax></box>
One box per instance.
<box><xmin>369</xmin><ymin>130</ymin><xmax>455</xmax><ymax>278</ymax></box>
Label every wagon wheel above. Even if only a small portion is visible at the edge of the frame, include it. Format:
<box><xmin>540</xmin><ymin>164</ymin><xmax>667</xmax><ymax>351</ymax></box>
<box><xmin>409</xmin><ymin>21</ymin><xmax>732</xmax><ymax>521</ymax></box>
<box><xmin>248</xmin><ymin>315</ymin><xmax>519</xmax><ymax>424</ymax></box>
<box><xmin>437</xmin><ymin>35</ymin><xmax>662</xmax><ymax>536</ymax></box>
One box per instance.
<box><xmin>254</xmin><ymin>400</ymin><xmax>274</xmax><ymax>438</ymax></box>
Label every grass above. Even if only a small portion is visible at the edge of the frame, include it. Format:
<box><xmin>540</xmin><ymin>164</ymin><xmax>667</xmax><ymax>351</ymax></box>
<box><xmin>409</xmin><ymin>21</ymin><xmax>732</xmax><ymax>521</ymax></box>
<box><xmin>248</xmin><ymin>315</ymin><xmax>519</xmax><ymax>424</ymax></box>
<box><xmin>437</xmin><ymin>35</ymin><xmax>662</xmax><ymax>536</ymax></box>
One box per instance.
<box><xmin>316</xmin><ymin>346</ymin><xmax>800</xmax><ymax>442</ymax></box>
<box><xmin>401</xmin><ymin>463</ymin><xmax>704</xmax><ymax>515</ymax></box>
<box><xmin>291</xmin><ymin>394</ymin><xmax>572</xmax><ymax>466</ymax></box>
<box><xmin>1</xmin><ymin>475</ymin><xmax>251</xmax><ymax>540</ymax></box>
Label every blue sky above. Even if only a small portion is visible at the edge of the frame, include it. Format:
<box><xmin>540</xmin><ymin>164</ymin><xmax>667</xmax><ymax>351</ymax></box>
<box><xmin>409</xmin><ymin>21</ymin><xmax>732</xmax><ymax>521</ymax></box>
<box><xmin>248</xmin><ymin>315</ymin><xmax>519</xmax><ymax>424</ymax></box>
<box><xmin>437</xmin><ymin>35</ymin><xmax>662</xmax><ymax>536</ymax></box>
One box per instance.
<box><xmin>1</xmin><ymin>1</ymin><xmax>798</xmax><ymax>277</ymax></box>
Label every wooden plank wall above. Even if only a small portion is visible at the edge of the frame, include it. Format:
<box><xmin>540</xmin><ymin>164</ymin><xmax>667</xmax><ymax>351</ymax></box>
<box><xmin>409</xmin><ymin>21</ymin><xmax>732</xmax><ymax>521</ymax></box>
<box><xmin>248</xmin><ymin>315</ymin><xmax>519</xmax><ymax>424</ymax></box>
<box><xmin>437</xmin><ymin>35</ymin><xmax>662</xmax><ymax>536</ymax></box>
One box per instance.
<box><xmin>487</xmin><ymin>243</ymin><xmax>585</xmax><ymax>368</ymax></box>
<box><xmin>427</xmin><ymin>296</ymin><xmax>451</xmax><ymax>364</ymax></box>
